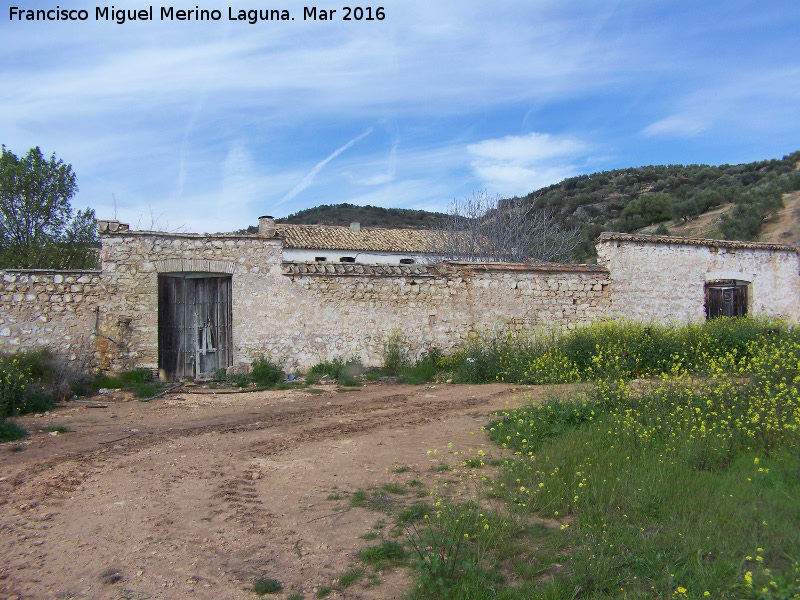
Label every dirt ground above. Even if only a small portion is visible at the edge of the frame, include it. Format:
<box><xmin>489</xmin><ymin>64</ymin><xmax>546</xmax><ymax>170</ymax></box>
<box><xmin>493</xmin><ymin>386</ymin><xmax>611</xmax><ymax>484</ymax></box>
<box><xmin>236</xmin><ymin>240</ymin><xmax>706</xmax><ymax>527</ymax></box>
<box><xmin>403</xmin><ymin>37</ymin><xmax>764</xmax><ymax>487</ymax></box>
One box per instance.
<box><xmin>0</xmin><ymin>381</ymin><xmax>555</xmax><ymax>600</ymax></box>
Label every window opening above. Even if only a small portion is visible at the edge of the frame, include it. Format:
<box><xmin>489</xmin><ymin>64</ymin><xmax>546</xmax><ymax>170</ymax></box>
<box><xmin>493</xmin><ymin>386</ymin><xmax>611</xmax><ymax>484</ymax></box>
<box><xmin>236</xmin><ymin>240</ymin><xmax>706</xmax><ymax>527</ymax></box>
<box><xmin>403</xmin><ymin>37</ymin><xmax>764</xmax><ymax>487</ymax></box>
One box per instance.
<box><xmin>705</xmin><ymin>280</ymin><xmax>748</xmax><ymax>319</ymax></box>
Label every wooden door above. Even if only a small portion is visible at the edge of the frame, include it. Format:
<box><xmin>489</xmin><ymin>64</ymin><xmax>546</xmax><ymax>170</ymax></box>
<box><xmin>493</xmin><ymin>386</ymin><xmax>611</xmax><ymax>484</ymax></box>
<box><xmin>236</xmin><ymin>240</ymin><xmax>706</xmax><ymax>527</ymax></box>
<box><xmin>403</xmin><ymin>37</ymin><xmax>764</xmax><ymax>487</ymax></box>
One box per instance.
<box><xmin>158</xmin><ymin>275</ymin><xmax>233</xmax><ymax>380</ymax></box>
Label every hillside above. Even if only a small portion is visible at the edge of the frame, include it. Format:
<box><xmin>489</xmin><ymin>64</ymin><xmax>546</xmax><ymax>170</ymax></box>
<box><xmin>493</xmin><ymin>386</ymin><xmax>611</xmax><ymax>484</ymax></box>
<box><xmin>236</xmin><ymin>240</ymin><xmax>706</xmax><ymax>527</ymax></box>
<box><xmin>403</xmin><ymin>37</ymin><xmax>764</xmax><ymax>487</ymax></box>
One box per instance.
<box><xmin>241</xmin><ymin>151</ymin><xmax>800</xmax><ymax>259</ymax></box>
<box><xmin>521</xmin><ymin>150</ymin><xmax>800</xmax><ymax>257</ymax></box>
<box><xmin>276</xmin><ymin>203</ymin><xmax>451</xmax><ymax>229</ymax></box>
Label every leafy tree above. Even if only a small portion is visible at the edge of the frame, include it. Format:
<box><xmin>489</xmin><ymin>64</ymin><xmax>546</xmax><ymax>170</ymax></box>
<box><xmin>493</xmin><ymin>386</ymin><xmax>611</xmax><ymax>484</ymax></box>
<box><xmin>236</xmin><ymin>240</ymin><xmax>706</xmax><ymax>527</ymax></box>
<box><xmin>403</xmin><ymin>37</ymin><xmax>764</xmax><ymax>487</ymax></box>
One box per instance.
<box><xmin>0</xmin><ymin>146</ymin><xmax>98</xmax><ymax>269</ymax></box>
<box><xmin>617</xmin><ymin>193</ymin><xmax>672</xmax><ymax>231</ymax></box>
<box><xmin>719</xmin><ymin>204</ymin><xmax>763</xmax><ymax>240</ymax></box>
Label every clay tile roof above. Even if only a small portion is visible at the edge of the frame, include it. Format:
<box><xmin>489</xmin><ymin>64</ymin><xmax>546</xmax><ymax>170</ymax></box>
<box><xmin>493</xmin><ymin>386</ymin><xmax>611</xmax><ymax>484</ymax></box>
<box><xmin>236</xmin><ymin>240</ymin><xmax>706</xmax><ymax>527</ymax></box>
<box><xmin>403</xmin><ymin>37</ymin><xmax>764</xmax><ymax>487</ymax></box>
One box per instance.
<box><xmin>275</xmin><ymin>224</ymin><xmax>437</xmax><ymax>253</ymax></box>
<box><xmin>597</xmin><ymin>232</ymin><xmax>799</xmax><ymax>253</ymax></box>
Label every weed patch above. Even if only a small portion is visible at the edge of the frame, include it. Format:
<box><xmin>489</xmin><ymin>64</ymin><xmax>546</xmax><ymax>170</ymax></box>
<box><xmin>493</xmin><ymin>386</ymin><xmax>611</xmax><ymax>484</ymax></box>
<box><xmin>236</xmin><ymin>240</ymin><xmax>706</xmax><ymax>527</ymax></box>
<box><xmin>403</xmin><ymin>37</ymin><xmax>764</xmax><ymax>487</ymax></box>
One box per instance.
<box><xmin>252</xmin><ymin>576</ymin><xmax>282</xmax><ymax>595</ymax></box>
<box><xmin>0</xmin><ymin>420</ymin><xmax>28</xmax><ymax>443</ymax></box>
<box><xmin>337</xmin><ymin>567</ymin><xmax>364</xmax><ymax>588</ymax></box>
<box><xmin>359</xmin><ymin>541</ymin><xmax>406</xmax><ymax>570</ymax></box>
<box><xmin>45</xmin><ymin>424</ymin><xmax>72</xmax><ymax>433</ymax></box>
<box><xmin>381</xmin><ymin>482</ymin><xmax>407</xmax><ymax>495</ymax></box>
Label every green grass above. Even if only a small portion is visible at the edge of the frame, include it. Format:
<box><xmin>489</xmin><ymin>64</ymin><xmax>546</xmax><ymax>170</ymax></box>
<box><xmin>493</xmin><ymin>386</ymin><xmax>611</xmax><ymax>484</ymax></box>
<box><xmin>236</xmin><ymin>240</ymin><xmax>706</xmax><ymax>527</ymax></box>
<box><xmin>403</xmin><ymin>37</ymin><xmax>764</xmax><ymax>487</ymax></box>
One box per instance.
<box><xmin>275</xmin><ymin>381</ymin><xmax>308</xmax><ymax>390</ymax></box>
<box><xmin>0</xmin><ymin>420</ymin><xmax>28</xmax><ymax>442</ymax></box>
<box><xmin>381</xmin><ymin>482</ymin><xmax>407</xmax><ymax>495</ymax></box>
<box><xmin>350</xmin><ymin>489</ymin><xmax>368</xmax><ymax>507</ymax></box>
<box><xmin>92</xmin><ymin>368</ymin><xmax>174</xmax><ymax>399</ymax></box>
<box><xmin>212</xmin><ymin>357</ymin><xmax>284</xmax><ymax>389</ymax></box>
<box><xmin>252</xmin><ymin>577</ymin><xmax>282</xmax><ymax>595</ymax></box>
<box><xmin>337</xmin><ymin>566</ymin><xmax>364</xmax><ymax>588</ymax></box>
<box><xmin>397</xmin><ymin>321</ymin><xmax>800</xmax><ymax>600</ymax></box>
<box><xmin>308</xmin><ymin>358</ymin><xmax>364</xmax><ymax>383</ymax></box>
<box><xmin>45</xmin><ymin>424</ymin><xmax>72</xmax><ymax>433</ymax></box>
<box><xmin>338</xmin><ymin>378</ymin><xmax>362</xmax><ymax>387</ymax></box>
<box><xmin>359</xmin><ymin>540</ymin><xmax>406</xmax><ymax>569</ymax></box>
<box><xmin>396</xmin><ymin>502</ymin><xmax>429</xmax><ymax>525</ymax></box>
<box><xmin>376</xmin><ymin>316</ymin><xmax>793</xmax><ymax>386</ymax></box>
<box><xmin>315</xmin><ymin>586</ymin><xmax>332</xmax><ymax>598</ymax></box>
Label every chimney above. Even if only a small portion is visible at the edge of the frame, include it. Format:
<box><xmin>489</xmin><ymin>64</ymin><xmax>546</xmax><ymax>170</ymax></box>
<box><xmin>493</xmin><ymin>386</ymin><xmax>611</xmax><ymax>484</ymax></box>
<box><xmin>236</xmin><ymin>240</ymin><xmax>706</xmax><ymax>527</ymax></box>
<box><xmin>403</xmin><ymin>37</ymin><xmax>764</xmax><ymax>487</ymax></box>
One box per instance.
<box><xmin>258</xmin><ymin>215</ymin><xmax>276</xmax><ymax>237</ymax></box>
<box><xmin>97</xmin><ymin>220</ymin><xmax>130</xmax><ymax>234</ymax></box>
<box><xmin>350</xmin><ymin>222</ymin><xmax>361</xmax><ymax>233</ymax></box>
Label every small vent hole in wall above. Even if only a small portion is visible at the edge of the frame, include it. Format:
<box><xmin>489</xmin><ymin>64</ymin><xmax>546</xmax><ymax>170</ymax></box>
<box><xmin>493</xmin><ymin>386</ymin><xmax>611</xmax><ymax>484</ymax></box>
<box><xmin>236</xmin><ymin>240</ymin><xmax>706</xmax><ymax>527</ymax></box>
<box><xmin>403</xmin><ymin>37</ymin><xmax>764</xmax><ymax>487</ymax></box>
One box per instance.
<box><xmin>399</xmin><ymin>258</ymin><xmax>415</xmax><ymax>265</ymax></box>
<box><xmin>315</xmin><ymin>257</ymin><xmax>326</xmax><ymax>262</ymax></box>
<box><xmin>340</xmin><ymin>257</ymin><xmax>355</xmax><ymax>262</ymax></box>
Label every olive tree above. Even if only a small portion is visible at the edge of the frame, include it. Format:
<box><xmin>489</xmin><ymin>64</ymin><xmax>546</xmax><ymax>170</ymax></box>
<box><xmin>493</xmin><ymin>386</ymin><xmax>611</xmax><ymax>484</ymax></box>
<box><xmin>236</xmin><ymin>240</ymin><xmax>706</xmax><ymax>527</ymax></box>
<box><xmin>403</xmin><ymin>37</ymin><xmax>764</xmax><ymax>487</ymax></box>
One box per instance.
<box><xmin>0</xmin><ymin>146</ymin><xmax>98</xmax><ymax>269</ymax></box>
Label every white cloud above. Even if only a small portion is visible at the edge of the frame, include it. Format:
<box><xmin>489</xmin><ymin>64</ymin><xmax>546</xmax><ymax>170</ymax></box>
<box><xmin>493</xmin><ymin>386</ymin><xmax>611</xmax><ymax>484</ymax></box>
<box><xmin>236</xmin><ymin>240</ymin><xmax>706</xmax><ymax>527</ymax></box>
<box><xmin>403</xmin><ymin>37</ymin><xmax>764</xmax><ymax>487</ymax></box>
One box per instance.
<box><xmin>642</xmin><ymin>67</ymin><xmax>800</xmax><ymax>140</ymax></box>
<box><xmin>643</xmin><ymin>115</ymin><xmax>707</xmax><ymax>138</ymax></box>
<box><xmin>2</xmin><ymin>2</ymin><xmax>799</xmax><ymax>231</ymax></box>
<box><xmin>467</xmin><ymin>132</ymin><xmax>589</xmax><ymax>196</ymax></box>
<box><xmin>279</xmin><ymin>128</ymin><xmax>373</xmax><ymax>205</ymax></box>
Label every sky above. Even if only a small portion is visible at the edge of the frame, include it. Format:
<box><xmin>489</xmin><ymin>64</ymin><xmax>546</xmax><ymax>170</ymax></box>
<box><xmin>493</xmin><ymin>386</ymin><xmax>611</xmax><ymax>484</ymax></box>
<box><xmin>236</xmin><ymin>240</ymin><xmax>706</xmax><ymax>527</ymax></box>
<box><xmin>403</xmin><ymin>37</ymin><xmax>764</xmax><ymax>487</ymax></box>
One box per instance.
<box><xmin>1</xmin><ymin>1</ymin><xmax>799</xmax><ymax>233</ymax></box>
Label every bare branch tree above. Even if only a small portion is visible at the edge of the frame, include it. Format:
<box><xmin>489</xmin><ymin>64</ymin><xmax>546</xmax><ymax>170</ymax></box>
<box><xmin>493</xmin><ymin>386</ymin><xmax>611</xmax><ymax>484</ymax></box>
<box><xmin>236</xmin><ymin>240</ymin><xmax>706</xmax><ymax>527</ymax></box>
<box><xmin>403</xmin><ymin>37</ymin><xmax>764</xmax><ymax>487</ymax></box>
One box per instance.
<box><xmin>132</xmin><ymin>202</ymin><xmax>188</xmax><ymax>233</ymax></box>
<box><xmin>430</xmin><ymin>190</ymin><xmax>582</xmax><ymax>263</ymax></box>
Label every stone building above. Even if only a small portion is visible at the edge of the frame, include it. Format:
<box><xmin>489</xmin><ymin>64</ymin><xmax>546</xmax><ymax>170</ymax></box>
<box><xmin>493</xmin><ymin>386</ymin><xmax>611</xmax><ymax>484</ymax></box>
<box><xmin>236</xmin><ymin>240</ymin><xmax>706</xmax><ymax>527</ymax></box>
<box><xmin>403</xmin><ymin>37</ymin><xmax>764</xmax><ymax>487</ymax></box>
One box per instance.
<box><xmin>260</xmin><ymin>216</ymin><xmax>441</xmax><ymax>265</ymax></box>
<box><xmin>0</xmin><ymin>224</ymin><xmax>797</xmax><ymax>378</ymax></box>
<box><xmin>596</xmin><ymin>232</ymin><xmax>800</xmax><ymax>323</ymax></box>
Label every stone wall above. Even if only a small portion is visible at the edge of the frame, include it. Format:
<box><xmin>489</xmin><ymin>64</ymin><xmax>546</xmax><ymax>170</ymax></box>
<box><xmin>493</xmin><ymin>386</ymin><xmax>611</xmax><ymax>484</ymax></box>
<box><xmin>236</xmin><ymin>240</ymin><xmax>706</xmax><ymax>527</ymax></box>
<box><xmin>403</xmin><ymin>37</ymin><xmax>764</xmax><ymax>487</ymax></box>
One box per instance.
<box><xmin>0</xmin><ymin>269</ymin><xmax>102</xmax><ymax>363</ymax></box>
<box><xmin>7</xmin><ymin>228</ymin><xmax>798</xmax><ymax>375</ymax></box>
<box><xmin>96</xmin><ymin>231</ymin><xmax>282</xmax><ymax>372</ymax></box>
<box><xmin>596</xmin><ymin>233</ymin><xmax>800</xmax><ymax>322</ymax></box>
<box><xmin>97</xmin><ymin>231</ymin><xmax>611</xmax><ymax>372</ymax></box>
<box><xmin>270</xmin><ymin>261</ymin><xmax>610</xmax><ymax>368</ymax></box>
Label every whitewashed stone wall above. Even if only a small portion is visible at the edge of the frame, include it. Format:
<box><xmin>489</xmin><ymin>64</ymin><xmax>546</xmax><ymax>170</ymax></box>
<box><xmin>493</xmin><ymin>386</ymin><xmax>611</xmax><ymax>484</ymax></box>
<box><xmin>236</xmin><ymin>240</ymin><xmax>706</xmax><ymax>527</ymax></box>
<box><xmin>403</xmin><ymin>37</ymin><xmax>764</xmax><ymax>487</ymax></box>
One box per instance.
<box><xmin>282</xmin><ymin>248</ymin><xmax>438</xmax><ymax>265</ymax></box>
<box><xmin>0</xmin><ymin>270</ymin><xmax>102</xmax><ymax>362</ymax></box>
<box><xmin>596</xmin><ymin>233</ymin><xmax>800</xmax><ymax>322</ymax></box>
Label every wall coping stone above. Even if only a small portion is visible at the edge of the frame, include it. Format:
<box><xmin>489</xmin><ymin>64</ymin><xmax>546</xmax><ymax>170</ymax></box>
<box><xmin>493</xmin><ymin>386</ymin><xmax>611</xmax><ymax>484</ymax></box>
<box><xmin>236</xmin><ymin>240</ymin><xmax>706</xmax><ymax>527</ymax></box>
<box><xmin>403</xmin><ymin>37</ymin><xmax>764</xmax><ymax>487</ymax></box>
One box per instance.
<box><xmin>281</xmin><ymin>261</ymin><xmax>609</xmax><ymax>277</ymax></box>
<box><xmin>597</xmin><ymin>231</ymin><xmax>799</xmax><ymax>254</ymax></box>
<box><xmin>0</xmin><ymin>269</ymin><xmax>101</xmax><ymax>275</ymax></box>
<box><xmin>282</xmin><ymin>262</ymin><xmax>441</xmax><ymax>277</ymax></box>
<box><xmin>444</xmin><ymin>261</ymin><xmax>609</xmax><ymax>274</ymax></box>
<box><xmin>99</xmin><ymin>230</ymin><xmax>281</xmax><ymax>242</ymax></box>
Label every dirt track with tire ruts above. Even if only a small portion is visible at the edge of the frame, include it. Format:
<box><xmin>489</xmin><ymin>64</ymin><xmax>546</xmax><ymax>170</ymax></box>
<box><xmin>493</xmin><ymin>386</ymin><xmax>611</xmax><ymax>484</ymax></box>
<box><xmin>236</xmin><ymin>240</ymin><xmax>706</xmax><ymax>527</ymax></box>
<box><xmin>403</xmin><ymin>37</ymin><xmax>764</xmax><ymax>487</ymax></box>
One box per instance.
<box><xmin>0</xmin><ymin>381</ymin><xmax>562</xmax><ymax>600</ymax></box>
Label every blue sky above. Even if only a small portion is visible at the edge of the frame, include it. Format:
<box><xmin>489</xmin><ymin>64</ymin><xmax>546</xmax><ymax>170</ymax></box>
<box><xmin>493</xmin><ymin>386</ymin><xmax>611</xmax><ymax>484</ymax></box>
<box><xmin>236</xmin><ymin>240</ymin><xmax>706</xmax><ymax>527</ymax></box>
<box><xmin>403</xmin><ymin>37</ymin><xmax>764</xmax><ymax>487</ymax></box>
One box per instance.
<box><xmin>2</xmin><ymin>1</ymin><xmax>799</xmax><ymax>233</ymax></box>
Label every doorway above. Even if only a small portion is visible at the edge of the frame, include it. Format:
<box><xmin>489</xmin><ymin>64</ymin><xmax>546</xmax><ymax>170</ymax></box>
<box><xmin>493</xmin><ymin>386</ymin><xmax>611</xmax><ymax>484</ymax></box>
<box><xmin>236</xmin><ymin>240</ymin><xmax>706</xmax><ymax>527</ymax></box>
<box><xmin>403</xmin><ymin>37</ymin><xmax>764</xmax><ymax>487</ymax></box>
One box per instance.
<box><xmin>158</xmin><ymin>274</ymin><xmax>233</xmax><ymax>380</ymax></box>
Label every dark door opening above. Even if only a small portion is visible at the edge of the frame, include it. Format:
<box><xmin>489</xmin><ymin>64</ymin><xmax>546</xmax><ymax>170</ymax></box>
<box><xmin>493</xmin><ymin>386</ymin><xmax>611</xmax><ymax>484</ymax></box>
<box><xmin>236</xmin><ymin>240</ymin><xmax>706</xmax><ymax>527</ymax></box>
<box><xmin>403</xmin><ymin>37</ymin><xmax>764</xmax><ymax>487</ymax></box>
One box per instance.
<box><xmin>705</xmin><ymin>280</ymin><xmax>748</xmax><ymax>319</ymax></box>
<box><xmin>158</xmin><ymin>274</ymin><xmax>233</xmax><ymax>380</ymax></box>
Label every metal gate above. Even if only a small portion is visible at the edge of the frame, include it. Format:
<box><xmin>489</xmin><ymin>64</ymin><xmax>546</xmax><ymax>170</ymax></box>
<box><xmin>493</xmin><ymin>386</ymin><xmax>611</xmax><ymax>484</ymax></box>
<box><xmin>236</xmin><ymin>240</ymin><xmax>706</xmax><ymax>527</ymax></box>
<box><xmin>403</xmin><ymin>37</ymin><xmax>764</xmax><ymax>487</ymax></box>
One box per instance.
<box><xmin>158</xmin><ymin>274</ymin><xmax>233</xmax><ymax>380</ymax></box>
<box><xmin>705</xmin><ymin>281</ymin><xmax>748</xmax><ymax>319</ymax></box>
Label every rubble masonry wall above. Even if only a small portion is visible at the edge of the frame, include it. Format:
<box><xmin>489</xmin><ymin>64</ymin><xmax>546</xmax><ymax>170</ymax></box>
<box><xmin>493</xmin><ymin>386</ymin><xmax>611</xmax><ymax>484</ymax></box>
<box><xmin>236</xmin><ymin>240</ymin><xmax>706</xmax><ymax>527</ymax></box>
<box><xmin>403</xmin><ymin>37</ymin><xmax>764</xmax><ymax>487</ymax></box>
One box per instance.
<box><xmin>96</xmin><ymin>232</ymin><xmax>610</xmax><ymax>372</ymax></box>
<box><xmin>0</xmin><ymin>270</ymin><xmax>102</xmax><ymax>365</ymax></box>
